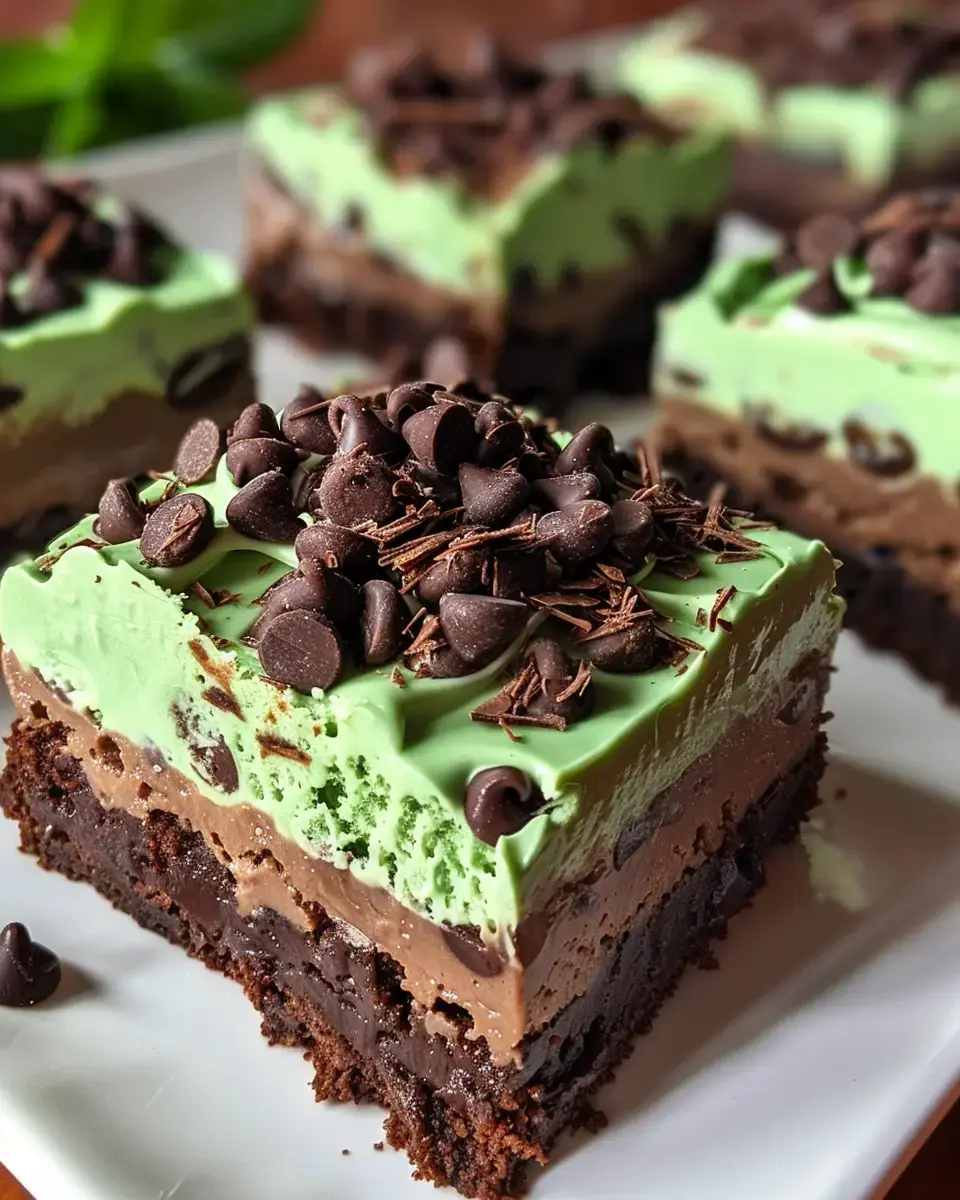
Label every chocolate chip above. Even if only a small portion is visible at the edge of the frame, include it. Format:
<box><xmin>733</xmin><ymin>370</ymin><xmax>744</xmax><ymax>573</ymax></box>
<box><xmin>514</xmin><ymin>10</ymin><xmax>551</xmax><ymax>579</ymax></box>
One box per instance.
<box><xmin>166</xmin><ymin>335</ymin><xmax>248</xmax><ymax>410</ymax></box>
<box><xmin>537</xmin><ymin>499</ymin><xmax>613</xmax><ymax>566</ymax></box>
<box><xmin>464</xmin><ymin>766</ymin><xmax>544</xmax><ymax>845</ymax></box>
<box><xmin>523</xmin><ymin>636</ymin><xmax>594</xmax><ymax>724</ymax></box>
<box><xmin>192</xmin><ymin>737</ymin><xmax>239</xmax><ymax>794</ymax></box>
<box><xmin>610</xmin><ymin>500</ymin><xmax>654</xmax><ymax>571</ymax></box>
<box><xmin>866</xmin><ymin>226</ymin><xmax>920</xmax><ymax>296</ymax></box>
<box><xmin>795</xmin><ymin>269</ymin><xmax>851</xmax><ymax>316</ymax></box>
<box><xmin>228</xmin><ymin>402</ymin><xmax>280</xmax><ymax>445</ymax></box>
<box><xmin>318</xmin><ymin>452</ymin><xmax>399</xmax><ymax>527</ymax></box>
<box><xmin>458</xmin><ymin>463</ymin><xmax>530</xmax><ymax>527</ymax></box>
<box><xmin>295</xmin><ymin>523</ymin><xmax>378</xmax><ymax>582</ymax></box>
<box><xmin>140</xmin><ymin>492</ymin><xmax>214</xmax><ymax>566</ymax></box>
<box><xmin>361</xmin><ymin>579</ymin><xmax>407</xmax><ymax>665</ymax></box>
<box><xmin>904</xmin><ymin>257</ymin><xmax>960</xmax><ymax>314</ymax></box>
<box><xmin>474</xmin><ymin>401</ymin><xmax>526</xmax><ymax>467</ymax></box>
<box><xmin>106</xmin><ymin>209</ymin><xmax>160</xmax><ymax>285</ymax></box>
<box><xmin>554</xmin><ymin>423</ymin><xmax>616</xmax><ymax>487</ymax></box>
<box><xmin>326</xmin><ymin>393</ymin><xmax>368</xmax><ymax>439</ymax></box>
<box><xmin>492</xmin><ymin>548</ymin><xmax>552</xmax><ymax>599</ymax></box>
<box><xmin>258</xmin><ymin>609</ymin><xmax>344</xmax><ymax>692</ymax></box>
<box><xmin>439</xmin><ymin>593</ymin><xmax>528</xmax><ymax>666</ymax></box>
<box><xmin>385</xmin><ymin>381</ymin><xmax>435</xmax><ymax>430</ymax></box>
<box><xmin>417</xmin><ymin>547</ymin><xmax>489</xmax><ymax>606</ymax></box>
<box><xmin>0</xmin><ymin>923</ymin><xmax>61</xmax><ymax>1006</ymax></box>
<box><xmin>21</xmin><ymin>261</ymin><xmax>82</xmax><ymax>316</ymax></box>
<box><xmin>842</xmin><ymin>419</ymin><xmax>916</xmax><ymax>477</ymax></box>
<box><xmin>337</xmin><ymin>405</ymin><xmax>406</xmax><ymax>461</ymax></box>
<box><xmin>418</xmin><ymin>645</ymin><xmax>477</xmax><ymax>679</ymax></box>
<box><xmin>173</xmin><ymin>417</ymin><xmax>223</xmax><ymax>485</ymax></box>
<box><xmin>402</xmin><ymin>399</ymin><xmax>477</xmax><ymax>473</ymax></box>
<box><xmin>96</xmin><ymin>479</ymin><xmax>145</xmax><ymax>544</ymax></box>
<box><xmin>225</xmin><ymin>437</ymin><xmax>299</xmax><ymax>485</ymax></box>
<box><xmin>280</xmin><ymin>386</ymin><xmax>336</xmax><ymax>454</ymax></box>
<box><xmin>580</xmin><ymin>617</ymin><xmax>657</xmax><ymax>672</ymax></box>
<box><xmin>261</xmin><ymin>564</ymin><xmax>358</xmax><ymax>632</ymax></box>
<box><xmin>440</xmin><ymin>924</ymin><xmax>505</xmax><ymax>976</ymax></box>
<box><xmin>226</xmin><ymin>470</ymin><xmax>303</xmax><ymax>542</ymax></box>
<box><xmin>294</xmin><ymin>467</ymin><xmax>325</xmax><ymax>516</ymax></box>
<box><xmin>744</xmin><ymin>403</ymin><xmax>829</xmax><ymax>452</ymax></box>
<box><xmin>795</xmin><ymin>212</ymin><xmax>860</xmax><ymax>269</ymax></box>
<box><xmin>531</xmin><ymin>472</ymin><xmax>600</xmax><ymax>509</ymax></box>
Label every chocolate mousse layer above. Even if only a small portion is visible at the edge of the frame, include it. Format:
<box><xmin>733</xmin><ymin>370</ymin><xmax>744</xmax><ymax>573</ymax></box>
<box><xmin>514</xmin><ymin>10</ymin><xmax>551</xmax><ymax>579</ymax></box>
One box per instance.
<box><xmin>2</xmin><ymin>675</ymin><xmax>824</xmax><ymax>1198</ymax></box>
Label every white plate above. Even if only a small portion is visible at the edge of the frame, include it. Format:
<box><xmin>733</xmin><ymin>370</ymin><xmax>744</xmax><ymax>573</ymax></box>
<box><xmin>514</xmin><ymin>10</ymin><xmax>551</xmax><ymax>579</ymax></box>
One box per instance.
<box><xmin>4</xmin><ymin>127</ymin><xmax>960</xmax><ymax>1200</ymax></box>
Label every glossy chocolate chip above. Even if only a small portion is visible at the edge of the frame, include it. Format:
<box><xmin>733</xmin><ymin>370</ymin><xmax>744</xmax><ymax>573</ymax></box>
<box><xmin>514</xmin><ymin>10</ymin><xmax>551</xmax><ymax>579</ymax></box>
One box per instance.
<box><xmin>166</xmin><ymin>335</ymin><xmax>248</xmax><ymax>410</ymax></box>
<box><xmin>492</xmin><ymin>548</ymin><xmax>552</xmax><ymax>600</ymax></box>
<box><xmin>337</xmin><ymin>405</ymin><xmax>406</xmax><ymax>461</ymax></box>
<box><xmin>258</xmin><ymin>608</ymin><xmax>344</xmax><ymax>692</ymax></box>
<box><xmin>523</xmin><ymin>636</ymin><xmax>595</xmax><ymax>724</ymax></box>
<box><xmin>402</xmin><ymin>399</ymin><xmax>477</xmax><ymax>474</ymax></box>
<box><xmin>610</xmin><ymin>499</ymin><xmax>654</xmax><ymax>571</ymax></box>
<box><xmin>228</xmin><ymin>402</ymin><xmax>280</xmax><ymax>445</ymax></box>
<box><xmin>795</xmin><ymin>269</ymin><xmax>851</xmax><ymax>316</ymax></box>
<box><xmin>0</xmin><ymin>923</ymin><xmax>61</xmax><ymax>1006</ymax></box>
<box><xmin>261</xmin><ymin>565</ymin><xmax>358</xmax><ymax>632</ymax></box>
<box><xmin>536</xmin><ymin>499</ymin><xmax>613</xmax><ymax>566</ymax></box>
<box><xmin>140</xmin><ymin>492</ymin><xmax>214</xmax><ymax>566</ymax></box>
<box><xmin>417</xmin><ymin>548</ymin><xmax>489</xmax><ymax>606</ymax></box>
<box><xmin>361</xmin><ymin>579</ymin><xmax>408</xmax><ymax>665</ymax></box>
<box><xmin>474</xmin><ymin>401</ymin><xmax>526</xmax><ymax>466</ymax></box>
<box><xmin>280</xmin><ymin>385</ymin><xmax>336</xmax><ymax>454</ymax></box>
<box><xmin>553</xmin><ymin>423</ymin><xmax>616</xmax><ymax>485</ymax></box>
<box><xmin>842</xmin><ymin>420</ymin><xmax>916</xmax><ymax>477</ymax></box>
<box><xmin>385</xmin><ymin>381</ymin><xmax>435</xmax><ymax>431</ymax></box>
<box><xmin>295</xmin><ymin>523</ymin><xmax>378</xmax><ymax>581</ymax></box>
<box><xmin>226</xmin><ymin>470</ymin><xmax>303</xmax><ymax>542</ymax></box>
<box><xmin>458</xmin><ymin>463</ymin><xmax>529</xmax><ymax>527</ymax></box>
<box><xmin>173</xmin><ymin>417</ymin><xmax>223</xmax><ymax>485</ymax></box>
<box><xmin>225</xmin><ymin>437</ymin><xmax>299</xmax><ymax>486</ymax></box>
<box><xmin>580</xmin><ymin>616</ymin><xmax>658</xmax><ymax>672</ymax></box>
<box><xmin>96</xmin><ymin>478</ymin><xmax>145</xmax><ymax>544</ymax></box>
<box><xmin>318</xmin><ymin>452</ymin><xmax>399</xmax><ymax>527</ymax></box>
<box><xmin>531</xmin><ymin>472</ymin><xmax>600</xmax><ymax>510</ymax></box>
<box><xmin>438</xmin><ymin>592</ymin><xmax>528</xmax><ymax>666</ymax></box>
<box><xmin>464</xmin><ymin>766</ymin><xmax>544</xmax><ymax>845</ymax></box>
<box><xmin>795</xmin><ymin>212</ymin><xmax>860</xmax><ymax>269</ymax></box>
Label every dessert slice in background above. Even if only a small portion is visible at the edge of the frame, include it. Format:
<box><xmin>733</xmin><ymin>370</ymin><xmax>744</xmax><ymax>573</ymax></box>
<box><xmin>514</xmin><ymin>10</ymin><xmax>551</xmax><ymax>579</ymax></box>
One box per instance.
<box><xmin>655</xmin><ymin>188</ymin><xmax>960</xmax><ymax>701</ymax></box>
<box><xmin>619</xmin><ymin>1</ymin><xmax>960</xmax><ymax>230</ymax></box>
<box><xmin>244</xmin><ymin>36</ymin><xmax>729</xmax><ymax>405</ymax></box>
<box><xmin>0</xmin><ymin>170</ymin><xmax>254</xmax><ymax>556</ymax></box>
<box><xmin>0</xmin><ymin>383</ymin><xmax>841</xmax><ymax>1197</ymax></box>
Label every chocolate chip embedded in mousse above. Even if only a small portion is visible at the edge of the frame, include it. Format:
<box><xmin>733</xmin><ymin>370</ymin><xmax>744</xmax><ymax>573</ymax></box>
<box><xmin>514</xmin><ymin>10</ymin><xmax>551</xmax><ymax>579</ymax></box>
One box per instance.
<box><xmin>402</xmin><ymin>398</ymin><xmax>477</xmax><ymax>474</ymax></box>
<box><xmin>492</xmin><ymin>548</ymin><xmax>553</xmax><ymax>600</ymax></box>
<box><xmin>295</xmin><ymin>522</ymin><xmax>378</xmax><ymax>582</ymax></box>
<box><xmin>225</xmin><ymin>437</ymin><xmax>299</xmax><ymax>486</ymax></box>
<box><xmin>609</xmin><ymin>499</ymin><xmax>654</xmax><ymax>571</ymax></box>
<box><xmin>385</xmin><ymin>381</ymin><xmax>435</xmax><ymax>431</ymax></box>
<box><xmin>795</xmin><ymin>269</ymin><xmax>851</xmax><ymax>316</ymax></box>
<box><xmin>417</xmin><ymin>547</ymin><xmax>489</xmax><ymax>606</ymax></box>
<box><xmin>438</xmin><ymin>593</ymin><xmax>528</xmax><ymax>666</ymax></box>
<box><xmin>553</xmin><ymin>423</ymin><xmax>617</xmax><ymax>488</ymax></box>
<box><xmin>173</xmin><ymin>417</ymin><xmax>224</xmax><ymax>485</ymax></box>
<box><xmin>227</xmin><ymin>401</ymin><xmax>280</xmax><ymax>445</ymax></box>
<box><xmin>279</xmin><ymin>385</ymin><xmax>336</xmax><ymax>455</ymax></box>
<box><xmin>744</xmin><ymin>403</ymin><xmax>829</xmax><ymax>453</ymax></box>
<box><xmin>458</xmin><ymin>463</ymin><xmax>530</xmax><ymax>527</ymax></box>
<box><xmin>795</xmin><ymin>212</ymin><xmax>861</xmax><ymax>270</ymax></box>
<box><xmin>904</xmin><ymin>257</ymin><xmax>960</xmax><ymax>315</ymax></box>
<box><xmin>166</xmin><ymin>334</ymin><xmax>248</xmax><ymax>411</ymax></box>
<box><xmin>440</xmin><ymin>924</ymin><xmax>505</xmax><ymax>977</ymax></box>
<box><xmin>191</xmin><ymin>737</ymin><xmax>239</xmax><ymax>794</ymax></box>
<box><xmin>361</xmin><ymin>579</ymin><xmax>408</xmax><ymax>665</ymax></box>
<box><xmin>531</xmin><ymin>472</ymin><xmax>601</xmax><ymax>510</ymax></box>
<box><xmin>337</xmin><ymin>405</ymin><xmax>406</xmax><ymax>461</ymax></box>
<box><xmin>523</xmin><ymin>636</ymin><xmax>595</xmax><ymax>724</ymax></box>
<box><xmin>140</xmin><ymin>492</ymin><xmax>214</xmax><ymax>566</ymax></box>
<box><xmin>0</xmin><ymin>923</ymin><xmax>61</xmax><ymax>1007</ymax></box>
<box><xmin>474</xmin><ymin>401</ymin><xmax>526</xmax><ymax>467</ymax></box>
<box><xmin>226</xmin><ymin>470</ymin><xmax>303</xmax><ymax>543</ymax></box>
<box><xmin>464</xmin><ymin>766</ymin><xmax>544</xmax><ymax>846</ymax></box>
<box><xmin>536</xmin><ymin>499</ymin><xmax>613</xmax><ymax>567</ymax></box>
<box><xmin>96</xmin><ymin>478</ymin><xmax>145</xmax><ymax>544</ymax></box>
<box><xmin>866</xmin><ymin>226</ymin><xmax>921</xmax><ymax>296</ymax></box>
<box><xmin>579</xmin><ymin>615</ymin><xmax>658</xmax><ymax>673</ymax></box>
<box><xmin>842</xmin><ymin>419</ymin><xmax>916</xmax><ymax>477</ymax></box>
<box><xmin>317</xmin><ymin>452</ymin><xmax>399</xmax><ymax>527</ymax></box>
<box><xmin>258</xmin><ymin>608</ymin><xmax>345</xmax><ymax>692</ymax></box>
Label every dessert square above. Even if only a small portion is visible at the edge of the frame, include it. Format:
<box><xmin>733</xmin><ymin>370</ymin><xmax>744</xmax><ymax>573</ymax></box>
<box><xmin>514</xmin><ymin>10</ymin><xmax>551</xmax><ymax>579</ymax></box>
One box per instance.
<box><xmin>244</xmin><ymin>37</ymin><xmax>729</xmax><ymax>404</ymax></box>
<box><xmin>0</xmin><ymin>169</ymin><xmax>254</xmax><ymax>555</ymax></box>
<box><xmin>655</xmin><ymin>189</ymin><xmax>960</xmax><ymax>700</ymax></box>
<box><xmin>619</xmin><ymin>2</ymin><xmax>960</xmax><ymax>230</ymax></box>
<box><xmin>0</xmin><ymin>382</ymin><xmax>841</xmax><ymax>1196</ymax></box>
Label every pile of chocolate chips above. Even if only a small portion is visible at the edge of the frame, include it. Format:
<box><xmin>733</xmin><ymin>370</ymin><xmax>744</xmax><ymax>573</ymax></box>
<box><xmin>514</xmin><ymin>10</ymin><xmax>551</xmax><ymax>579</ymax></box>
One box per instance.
<box><xmin>343</xmin><ymin>35</ymin><xmax>673</xmax><ymax>194</ymax></box>
<box><xmin>96</xmin><ymin>382</ymin><xmax>764</xmax><ymax>733</ymax></box>
<box><xmin>699</xmin><ymin>0</ymin><xmax>960</xmax><ymax>100</ymax></box>
<box><xmin>0</xmin><ymin>168</ymin><xmax>171</xmax><ymax>330</ymax></box>
<box><xmin>776</xmin><ymin>189</ymin><xmax>960</xmax><ymax>316</ymax></box>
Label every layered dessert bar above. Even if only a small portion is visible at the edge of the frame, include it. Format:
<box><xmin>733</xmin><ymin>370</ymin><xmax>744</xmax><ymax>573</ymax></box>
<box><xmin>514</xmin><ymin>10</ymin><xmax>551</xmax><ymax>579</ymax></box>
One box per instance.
<box><xmin>244</xmin><ymin>37</ymin><xmax>729</xmax><ymax>403</ymax></box>
<box><xmin>0</xmin><ymin>169</ymin><xmax>253</xmax><ymax>555</ymax></box>
<box><xmin>655</xmin><ymin>189</ymin><xmax>960</xmax><ymax>700</ymax></box>
<box><xmin>620</xmin><ymin>1</ymin><xmax>960</xmax><ymax>230</ymax></box>
<box><xmin>0</xmin><ymin>383</ymin><xmax>841</xmax><ymax>1196</ymax></box>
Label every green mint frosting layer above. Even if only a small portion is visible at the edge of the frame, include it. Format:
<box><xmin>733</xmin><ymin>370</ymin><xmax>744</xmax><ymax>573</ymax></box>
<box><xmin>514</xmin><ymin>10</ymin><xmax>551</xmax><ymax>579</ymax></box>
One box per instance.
<box><xmin>0</xmin><ymin>250</ymin><xmax>252</xmax><ymax>441</ymax></box>
<box><xmin>619</xmin><ymin>10</ymin><xmax>960</xmax><ymax>187</ymax></box>
<box><xmin>0</xmin><ymin>444</ymin><xmax>840</xmax><ymax>933</ymax></box>
<box><xmin>245</xmin><ymin>90</ymin><xmax>729</xmax><ymax>295</ymax></box>
<box><xmin>656</xmin><ymin>251</ymin><xmax>960</xmax><ymax>484</ymax></box>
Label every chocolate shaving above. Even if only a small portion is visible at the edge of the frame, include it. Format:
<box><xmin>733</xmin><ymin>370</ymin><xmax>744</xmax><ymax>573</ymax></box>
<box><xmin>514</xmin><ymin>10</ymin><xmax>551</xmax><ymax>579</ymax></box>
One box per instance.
<box><xmin>709</xmin><ymin>585</ymin><xmax>737</xmax><ymax>633</ymax></box>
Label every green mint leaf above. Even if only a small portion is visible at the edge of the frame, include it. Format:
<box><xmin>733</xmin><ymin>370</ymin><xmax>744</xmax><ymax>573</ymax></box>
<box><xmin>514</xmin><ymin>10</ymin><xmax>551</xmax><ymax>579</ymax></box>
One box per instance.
<box><xmin>0</xmin><ymin>42</ymin><xmax>75</xmax><ymax>108</ymax></box>
<box><xmin>167</xmin><ymin>0</ymin><xmax>315</xmax><ymax>73</ymax></box>
<box><xmin>44</xmin><ymin>90</ymin><xmax>103</xmax><ymax>157</ymax></box>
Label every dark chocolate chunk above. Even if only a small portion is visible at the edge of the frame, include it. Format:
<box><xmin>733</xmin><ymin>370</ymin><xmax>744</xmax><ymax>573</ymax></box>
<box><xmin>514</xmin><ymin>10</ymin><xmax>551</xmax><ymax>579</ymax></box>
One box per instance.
<box><xmin>166</xmin><ymin>335</ymin><xmax>247</xmax><ymax>410</ymax></box>
<box><xmin>523</xmin><ymin>636</ymin><xmax>594</xmax><ymax>724</ymax></box>
<box><xmin>385</xmin><ymin>381</ymin><xmax>435</xmax><ymax>430</ymax></box>
<box><xmin>744</xmin><ymin>403</ymin><xmax>829</xmax><ymax>452</ymax></box>
<box><xmin>317</xmin><ymin>452</ymin><xmax>399</xmax><ymax>527</ymax></box>
<box><xmin>580</xmin><ymin>616</ymin><xmax>657</xmax><ymax>673</ymax></box>
<box><xmin>553</xmin><ymin>423</ymin><xmax>616</xmax><ymax>486</ymax></box>
<box><xmin>438</xmin><ymin>593</ymin><xmax>528</xmax><ymax>665</ymax></box>
<box><xmin>261</xmin><ymin>565</ymin><xmax>358</xmax><ymax>632</ymax></box>
<box><xmin>295</xmin><ymin>523</ymin><xmax>378</xmax><ymax>582</ymax></box>
<box><xmin>492</xmin><ymin>548</ymin><xmax>552</xmax><ymax>600</ymax></box>
<box><xmin>228</xmin><ymin>401</ymin><xmax>280</xmax><ymax>445</ymax></box>
<box><xmin>474</xmin><ymin>401</ymin><xmax>526</xmax><ymax>467</ymax></box>
<box><xmin>609</xmin><ymin>499</ymin><xmax>654</xmax><ymax>571</ymax></box>
<box><xmin>225</xmin><ymin>437</ymin><xmax>299</xmax><ymax>485</ymax></box>
<box><xmin>531</xmin><ymin>472</ymin><xmax>600</xmax><ymax>510</ymax></box>
<box><xmin>842</xmin><ymin>419</ymin><xmax>916</xmax><ymax>477</ymax></box>
<box><xmin>337</xmin><ymin>405</ymin><xmax>406</xmax><ymax>461</ymax></box>
<box><xmin>173</xmin><ymin>417</ymin><xmax>223</xmax><ymax>485</ymax></box>
<box><xmin>226</xmin><ymin>470</ymin><xmax>303</xmax><ymax>542</ymax></box>
<box><xmin>536</xmin><ymin>499</ymin><xmax>613</xmax><ymax>566</ymax></box>
<box><xmin>106</xmin><ymin>208</ymin><xmax>160</xmax><ymax>285</ymax></box>
<box><xmin>440</xmin><ymin>924</ymin><xmax>504</xmax><ymax>977</ymax></box>
<box><xmin>458</xmin><ymin>463</ymin><xmax>529</xmax><ymax>527</ymax></box>
<box><xmin>0</xmin><ymin>923</ymin><xmax>61</xmax><ymax>1007</ymax></box>
<box><xmin>258</xmin><ymin>609</ymin><xmax>345</xmax><ymax>692</ymax></box>
<box><xmin>795</xmin><ymin>212</ymin><xmax>860</xmax><ymax>270</ymax></box>
<box><xmin>866</xmin><ymin>226</ymin><xmax>920</xmax><ymax>296</ymax></box>
<box><xmin>463</xmin><ymin>766</ymin><xmax>544</xmax><ymax>845</ymax></box>
<box><xmin>795</xmin><ymin>269</ymin><xmax>851</xmax><ymax>316</ymax></box>
<box><xmin>904</xmin><ymin>257</ymin><xmax>960</xmax><ymax>314</ymax></box>
<box><xmin>192</xmin><ymin>737</ymin><xmax>239</xmax><ymax>794</ymax></box>
<box><xmin>417</xmin><ymin>548</ymin><xmax>489</xmax><ymax>606</ymax></box>
<box><xmin>140</xmin><ymin>492</ymin><xmax>214</xmax><ymax>566</ymax></box>
<box><xmin>361</xmin><ymin>579</ymin><xmax>407</xmax><ymax>665</ymax></box>
<box><xmin>278</xmin><ymin>385</ymin><xmax>333</xmax><ymax>455</ymax></box>
<box><xmin>96</xmin><ymin>478</ymin><xmax>145</xmax><ymax>544</ymax></box>
<box><xmin>402</xmin><ymin>399</ymin><xmax>477</xmax><ymax>474</ymax></box>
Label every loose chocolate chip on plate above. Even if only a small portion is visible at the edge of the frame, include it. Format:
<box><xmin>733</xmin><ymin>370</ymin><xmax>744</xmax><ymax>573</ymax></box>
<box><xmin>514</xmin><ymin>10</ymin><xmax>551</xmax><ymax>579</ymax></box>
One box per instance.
<box><xmin>385</xmin><ymin>381</ymin><xmax>435</xmax><ymax>431</ymax></box>
<box><xmin>458</xmin><ymin>463</ymin><xmax>530</xmax><ymax>527</ymax></box>
<box><xmin>318</xmin><ymin>452</ymin><xmax>399</xmax><ymax>527</ymax></box>
<box><xmin>166</xmin><ymin>335</ymin><xmax>248</xmax><ymax>410</ymax></box>
<box><xmin>0</xmin><ymin>923</ymin><xmax>61</xmax><ymax>1006</ymax></box>
<box><xmin>225</xmin><ymin>436</ymin><xmax>299</xmax><ymax>486</ymax></box>
<box><xmin>295</xmin><ymin>523</ymin><xmax>378</xmax><ymax>581</ymax></box>
<box><xmin>579</xmin><ymin>616</ymin><xmax>658</xmax><ymax>673</ymax></box>
<box><xmin>226</xmin><ymin>470</ymin><xmax>303</xmax><ymax>542</ymax></box>
<box><xmin>795</xmin><ymin>269</ymin><xmax>851</xmax><ymax>316</ymax></box>
<box><xmin>464</xmin><ymin>766</ymin><xmax>544</xmax><ymax>845</ymax></box>
<box><xmin>97</xmin><ymin>478</ymin><xmax>145</xmax><ymax>544</ymax></box>
<box><xmin>361</xmin><ymin>579</ymin><xmax>408</xmax><ymax>665</ymax></box>
<box><xmin>228</xmin><ymin>401</ymin><xmax>280</xmax><ymax>445</ymax></box>
<box><xmin>258</xmin><ymin>608</ymin><xmax>345</xmax><ymax>692</ymax></box>
<box><xmin>403</xmin><ymin>399</ymin><xmax>477</xmax><ymax>474</ymax></box>
<box><xmin>280</xmin><ymin>385</ymin><xmax>336</xmax><ymax>454</ymax></box>
<box><xmin>531</xmin><ymin>472</ymin><xmax>600</xmax><ymax>510</ymax></box>
<box><xmin>140</xmin><ymin>492</ymin><xmax>214</xmax><ymax>566</ymax></box>
<box><xmin>173</xmin><ymin>417</ymin><xmax>223</xmax><ymax>485</ymax></box>
<box><xmin>795</xmin><ymin>212</ymin><xmax>860</xmax><ymax>269</ymax></box>
<box><xmin>337</xmin><ymin>405</ymin><xmax>406</xmax><ymax>461</ymax></box>
<box><xmin>537</xmin><ymin>499</ymin><xmax>613</xmax><ymax>566</ymax></box>
<box><xmin>439</xmin><ymin>592</ymin><xmax>528</xmax><ymax>666</ymax></box>
<box><xmin>417</xmin><ymin>547</ymin><xmax>489</xmax><ymax>606</ymax></box>
<box><xmin>842</xmin><ymin>419</ymin><xmax>916</xmax><ymax>477</ymax></box>
<box><xmin>609</xmin><ymin>499</ymin><xmax>654</xmax><ymax>571</ymax></box>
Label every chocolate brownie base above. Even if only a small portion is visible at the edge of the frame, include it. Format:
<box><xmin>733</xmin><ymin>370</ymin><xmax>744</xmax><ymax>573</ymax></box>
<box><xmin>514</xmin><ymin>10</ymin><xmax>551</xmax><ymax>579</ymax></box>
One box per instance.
<box><xmin>1</xmin><ymin>714</ymin><xmax>824</xmax><ymax>1197</ymax></box>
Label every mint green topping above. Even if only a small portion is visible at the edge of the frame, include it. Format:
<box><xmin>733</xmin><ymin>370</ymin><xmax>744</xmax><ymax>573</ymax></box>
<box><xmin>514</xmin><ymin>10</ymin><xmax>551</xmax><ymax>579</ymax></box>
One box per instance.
<box><xmin>245</xmin><ymin>90</ymin><xmax>728</xmax><ymax>295</ymax></box>
<box><xmin>619</xmin><ymin>10</ymin><xmax>960</xmax><ymax>188</ymax></box>
<box><xmin>656</xmin><ymin>250</ymin><xmax>960</xmax><ymax>485</ymax></box>
<box><xmin>0</xmin><ymin>250</ymin><xmax>252</xmax><ymax>441</ymax></box>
